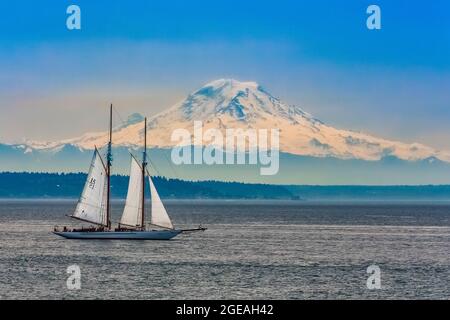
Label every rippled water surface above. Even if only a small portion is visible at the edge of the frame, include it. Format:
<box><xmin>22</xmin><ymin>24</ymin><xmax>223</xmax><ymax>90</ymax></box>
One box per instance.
<box><xmin>0</xmin><ymin>200</ymin><xmax>449</xmax><ymax>299</ymax></box>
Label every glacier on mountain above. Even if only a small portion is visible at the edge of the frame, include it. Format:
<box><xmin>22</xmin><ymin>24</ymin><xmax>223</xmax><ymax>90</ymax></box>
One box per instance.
<box><xmin>9</xmin><ymin>79</ymin><xmax>450</xmax><ymax>164</ymax></box>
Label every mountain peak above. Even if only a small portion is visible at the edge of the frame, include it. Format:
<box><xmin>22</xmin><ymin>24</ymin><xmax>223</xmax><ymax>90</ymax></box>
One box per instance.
<box><xmin>202</xmin><ymin>78</ymin><xmax>260</xmax><ymax>90</ymax></box>
<box><xmin>191</xmin><ymin>79</ymin><xmax>262</xmax><ymax>101</ymax></box>
<box><xmin>176</xmin><ymin>78</ymin><xmax>307</xmax><ymax>123</ymax></box>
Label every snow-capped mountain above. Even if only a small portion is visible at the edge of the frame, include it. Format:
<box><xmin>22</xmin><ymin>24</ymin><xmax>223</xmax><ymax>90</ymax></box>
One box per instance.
<box><xmin>22</xmin><ymin>78</ymin><xmax>450</xmax><ymax>163</ymax></box>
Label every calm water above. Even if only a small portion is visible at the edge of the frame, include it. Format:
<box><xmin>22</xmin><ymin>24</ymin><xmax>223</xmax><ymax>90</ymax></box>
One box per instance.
<box><xmin>0</xmin><ymin>200</ymin><xmax>449</xmax><ymax>299</ymax></box>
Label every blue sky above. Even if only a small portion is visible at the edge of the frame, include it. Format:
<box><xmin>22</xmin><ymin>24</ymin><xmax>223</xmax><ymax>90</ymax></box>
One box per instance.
<box><xmin>1</xmin><ymin>0</ymin><xmax>449</xmax><ymax>149</ymax></box>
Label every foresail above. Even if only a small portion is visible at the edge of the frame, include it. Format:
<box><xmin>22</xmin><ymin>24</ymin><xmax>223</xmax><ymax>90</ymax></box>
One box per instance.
<box><xmin>72</xmin><ymin>149</ymin><xmax>108</xmax><ymax>226</ymax></box>
<box><xmin>148</xmin><ymin>175</ymin><xmax>174</xmax><ymax>229</ymax></box>
<box><xmin>120</xmin><ymin>155</ymin><xmax>143</xmax><ymax>228</ymax></box>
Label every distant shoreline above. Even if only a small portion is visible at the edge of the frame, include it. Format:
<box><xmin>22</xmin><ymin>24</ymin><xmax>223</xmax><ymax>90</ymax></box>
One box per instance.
<box><xmin>2</xmin><ymin>172</ymin><xmax>450</xmax><ymax>201</ymax></box>
<box><xmin>2</xmin><ymin>199</ymin><xmax>450</xmax><ymax>208</ymax></box>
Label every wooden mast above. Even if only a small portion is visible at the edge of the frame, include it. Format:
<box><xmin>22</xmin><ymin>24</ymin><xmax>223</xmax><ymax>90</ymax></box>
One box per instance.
<box><xmin>141</xmin><ymin>117</ymin><xmax>147</xmax><ymax>230</ymax></box>
<box><xmin>106</xmin><ymin>104</ymin><xmax>113</xmax><ymax>230</ymax></box>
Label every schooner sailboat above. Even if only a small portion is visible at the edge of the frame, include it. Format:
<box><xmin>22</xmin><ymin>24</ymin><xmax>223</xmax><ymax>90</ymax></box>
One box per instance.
<box><xmin>53</xmin><ymin>105</ymin><xmax>206</xmax><ymax>240</ymax></box>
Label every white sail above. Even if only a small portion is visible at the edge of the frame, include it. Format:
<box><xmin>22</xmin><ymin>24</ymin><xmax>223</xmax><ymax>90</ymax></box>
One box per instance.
<box><xmin>72</xmin><ymin>149</ymin><xmax>108</xmax><ymax>226</ymax></box>
<box><xmin>148</xmin><ymin>175</ymin><xmax>174</xmax><ymax>229</ymax></box>
<box><xmin>120</xmin><ymin>155</ymin><xmax>143</xmax><ymax>228</ymax></box>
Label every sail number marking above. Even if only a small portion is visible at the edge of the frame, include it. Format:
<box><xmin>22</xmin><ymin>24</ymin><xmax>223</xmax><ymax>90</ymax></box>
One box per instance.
<box><xmin>88</xmin><ymin>178</ymin><xmax>96</xmax><ymax>189</ymax></box>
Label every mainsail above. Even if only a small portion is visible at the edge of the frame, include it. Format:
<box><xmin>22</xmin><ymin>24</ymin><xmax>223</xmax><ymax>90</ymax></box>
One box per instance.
<box><xmin>148</xmin><ymin>173</ymin><xmax>174</xmax><ymax>229</ymax></box>
<box><xmin>120</xmin><ymin>155</ymin><xmax>144</xmax><ymax>228</ymax></box>
<box><xmin>72</xmin><ymin>149</ymin><xmax>108</xmax><ymax>226</ymax></box>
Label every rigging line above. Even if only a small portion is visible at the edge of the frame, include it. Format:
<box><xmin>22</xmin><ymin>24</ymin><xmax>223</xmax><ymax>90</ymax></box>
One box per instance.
<box><xmin>148</xmin><ymin>149</ymin><xmax>176</xmax><ymax>180</ymax></box>
<box><xmin>93</xmin><ymin>105</ymin><xmax>121</xmax><ymax>155</ymax></box>
<box><xmin>112</xmin><ymin>104</ymin><xmax>131</xmax><ymax>130</ymax></box>
<box><xmin>111</xmin><ymin>104</ymin><xmax>172</xmax><ymax>180</ymax></box>
<box><xmin>110</xmin><ymin>105</ymin><xmax>177</xmax><ymax>181</ymax></box>
<box><xmin>162</xmin><ymin>149</ymin><xmax>180</xmax><ymax>178</ymax></box>
<box><xmin>147</xmin><ymin>155</ymin><xmax>162</xmax><ymax>177</ymax></box>
<box><xmin>144</xmin><ymin>143</ymin><xmax>179</xmax><ymax>180</ymax></box>
<box><xmin>112</xmin><ymin>104</ymin><xmax>147</xmax><ymax>159</ymax></box>
<box><xmin>79</xmin><ymin>104</ymin><xmax>123</xmax><ymax>156</ymax></box>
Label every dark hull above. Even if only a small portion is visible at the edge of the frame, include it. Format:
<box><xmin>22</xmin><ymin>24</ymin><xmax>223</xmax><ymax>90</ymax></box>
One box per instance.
<box><xmin>53</xmin><ymin>230</ymin><xmax>182</xmax><ymax>240</ymax></box>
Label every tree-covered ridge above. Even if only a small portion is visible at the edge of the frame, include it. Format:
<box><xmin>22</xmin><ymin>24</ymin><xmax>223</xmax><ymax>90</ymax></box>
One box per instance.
<box><xmin>1</xmin><ymin>172</ymin><xmax>450</xmax><ymax>200</ymax></box>
<box><xmin>0</xmin><ymin>172</ymin><xmax>294</xmax><ymax>199</ymax></box>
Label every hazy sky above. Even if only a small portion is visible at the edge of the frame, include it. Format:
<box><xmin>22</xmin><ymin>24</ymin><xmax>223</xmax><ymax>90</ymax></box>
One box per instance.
<box><xmin>1</xmin><ymin>0</ymin><xmax>449</xmax><ymax>149</ymax></box>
